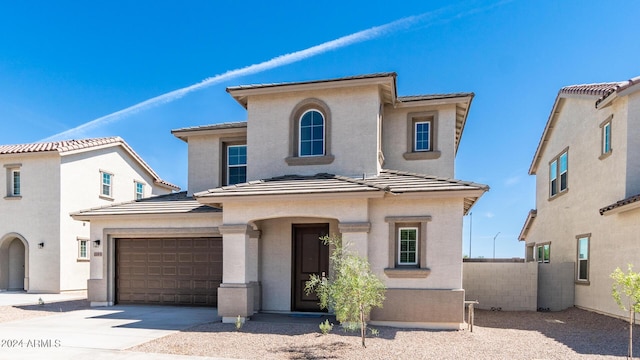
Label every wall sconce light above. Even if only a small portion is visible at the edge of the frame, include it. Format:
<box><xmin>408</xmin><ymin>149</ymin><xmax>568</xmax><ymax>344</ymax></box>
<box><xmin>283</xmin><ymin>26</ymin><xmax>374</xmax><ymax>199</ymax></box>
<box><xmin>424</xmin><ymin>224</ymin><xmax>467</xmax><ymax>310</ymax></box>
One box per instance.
<box><xmin>38</xmin><ymin>242</ymin><xmax>44</xmax><ymax>249</ymax></box>
<box><xmin>94</xmin><ymin>239</ymin><xmax>101</xmax><ymax>247</ymax></box>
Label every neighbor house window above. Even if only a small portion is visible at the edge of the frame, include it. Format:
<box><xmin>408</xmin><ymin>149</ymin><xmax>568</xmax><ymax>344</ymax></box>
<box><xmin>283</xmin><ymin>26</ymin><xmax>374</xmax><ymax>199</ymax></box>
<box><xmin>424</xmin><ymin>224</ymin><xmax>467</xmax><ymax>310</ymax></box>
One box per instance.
<box><xmin>78</xmin><ymin>238</ymin><xmax>89</xmax><ymax>260</ymax></box>
<box><xmin>227</xmin><ymin>145</ymin><xmax>247</xmax><ymax>185</ymax></box>
<box><xmin>414</xmin><ymin>121</ymin><xmax>431</xmax><ymax>151</ymax></box>
<box><xmin>601</xmin><ymin>116</ymin><xmax>612</xmax><ymax>157</ymax></box>
<box><xmin>398</xmin><ymin>227</ymin><xmax>418</xmax><ymax>265</ymax></box>
<box><xmin>4</xmin><ymin>164</ymin><xmax>22</xmax><ymax>198</ymax></box>
<box><xmin>135</xmin><ymin>181</ymin><xmax>144</xmax><ymax>200</ymax></box>
<box><xmin>286</xmin><ymin>98</ymin><xmax>333</xmax><ymax>166</ymax></box>
<box><xmin>299</xmin><ymin>110</ymin><xmax>325</xmax><ymax>157</ymax></box>
<box><xmin>11</xmin><ymin>169</ymin><xmax>20</xmax><ymax>196</ymax></box>
<box><xmin>537</xmin><ymin>243</ymin><xmax>550</xmax><ymax>263</ymax></box>
<box><xmin>577</xmin><ymin>235</ymin><xmax>590</xmax><ymax>282</ymax></box>
<box><xmin>101</xmin><ymin>171</ymin><xmax>113</xmax><ymax>197</ymax></box>
<box><xmin>404</xmin><ymin>111</ymin><xmax>440</xmax><ymax>160</ymax></box>
<box><xmin>550</xmin><ymin>150</ymin><xmax>568</xmax><ymax>197</ymax></box>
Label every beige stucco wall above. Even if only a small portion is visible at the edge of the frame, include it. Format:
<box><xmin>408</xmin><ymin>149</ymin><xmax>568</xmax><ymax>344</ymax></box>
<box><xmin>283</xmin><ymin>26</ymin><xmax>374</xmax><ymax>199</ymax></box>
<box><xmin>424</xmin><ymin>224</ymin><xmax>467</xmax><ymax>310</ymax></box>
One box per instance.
<box><xmin>0</xmin><ymin>152</ymin><xmax>61</xmax><ymax>292</ymax></box>
<box><xmin>625</xmin><ymin>91</ymin><xmax>640</xmax><ymax>197</ymax></box>
<box><xmin>382</xmin><ymin>104</ymin><xmax>457</xmax><ymax>178</ymax></box>
<box><xmin>527</xmin><ymin>94</ymin><xmax>640</xmax><ymax>319</ymax></box>
<box><xmin>59</xmin><ymin>146</ymin><xmax>173</xmax><ymax>291</ymax></box>
<box><xmin>463</xmin><ymin>262</ymin><xmax>537</xmax><ymax>311</ymax></box>
<box><xmin>246</xmin><ymin>85</ymin><xmax>382</xmax><ymax>179</ymax></box>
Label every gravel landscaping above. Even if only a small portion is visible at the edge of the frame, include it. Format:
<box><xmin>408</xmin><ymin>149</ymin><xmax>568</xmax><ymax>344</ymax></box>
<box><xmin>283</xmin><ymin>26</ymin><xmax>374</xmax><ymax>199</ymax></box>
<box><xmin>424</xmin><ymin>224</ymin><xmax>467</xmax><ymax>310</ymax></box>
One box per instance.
<box><xmin>132</xmin><ymin>308</ymin><xmax>640</xmax><ymax>360</ymax></box>
<box><xmin>0</xmin><ymin>300</ymin><xmax>90</xmax><ymax>323</ymax></box>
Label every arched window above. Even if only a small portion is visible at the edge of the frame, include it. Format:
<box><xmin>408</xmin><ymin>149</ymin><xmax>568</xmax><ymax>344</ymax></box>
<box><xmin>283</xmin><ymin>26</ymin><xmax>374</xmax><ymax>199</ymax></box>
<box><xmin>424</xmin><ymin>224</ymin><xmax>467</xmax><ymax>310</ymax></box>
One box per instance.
<box><xmin>299</xmin><ymin>110</ymin><xmax>325</xmax><ymax>157</ymax></box>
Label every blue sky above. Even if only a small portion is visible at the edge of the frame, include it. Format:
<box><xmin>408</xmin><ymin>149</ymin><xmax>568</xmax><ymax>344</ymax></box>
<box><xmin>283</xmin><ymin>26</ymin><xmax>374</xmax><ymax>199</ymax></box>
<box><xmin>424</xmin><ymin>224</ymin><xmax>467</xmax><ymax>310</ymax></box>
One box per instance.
<box><xmin>1</xmin><ymin>0</ymin><xmax>639</xmax><ymax>258</ymax></box>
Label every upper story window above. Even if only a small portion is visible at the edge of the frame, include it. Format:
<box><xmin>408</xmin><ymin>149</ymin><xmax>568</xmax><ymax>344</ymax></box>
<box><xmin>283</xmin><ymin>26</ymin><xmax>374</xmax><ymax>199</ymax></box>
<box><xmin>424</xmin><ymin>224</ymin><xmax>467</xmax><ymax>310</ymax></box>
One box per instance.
<box><xmin>414</xmin><ymin>121</ymin><xmax>432</xmax><ymax>151</ymax></box>
<box><xmin>549</xmin><ymin>149</ymin><xmax>568</xmax><ymax>198</ymax></box>
<box><xmin>600</xmin><ymin>116</ymin><xmax>612</xmax><ymax>158</ymax></box>
<box><xmin>4</xmin><ymin>164</ymin><xmax>22</xmax><ymax>199</ymax></box>
<box><xmin>299</xmin><ymin>110</ymin><xmax>325</xmax><ymax>157</ymax></box>
<box><xmin>101</xmin><ymin>171</ymin><xmax>113</xmax><ymax>198</ymax></box>
<box><xmin>134</xmin><ymin>181</ymin><xmax>144</xmax><ymax>200</ymax></box>
<box><xmin>403</xmin><ymin>111</ymin><xmax>440</xmax><ymax>160</ymax></box>
<box><xmin>286</xmin><ymin>98</ymin><xmax>334</xmax><ymax>166</ymax></box>
<box><xmin>227</xmin><ymin>145</ymin><xmax>247</xmax><ymax>185</ymax></box>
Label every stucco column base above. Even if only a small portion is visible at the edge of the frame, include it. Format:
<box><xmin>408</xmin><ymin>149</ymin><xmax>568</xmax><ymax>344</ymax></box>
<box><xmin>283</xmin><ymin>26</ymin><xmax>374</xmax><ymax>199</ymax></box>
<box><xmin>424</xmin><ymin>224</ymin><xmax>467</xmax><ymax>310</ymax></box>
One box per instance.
<box><xmin>250</xmin><ymin>281</ymin><xmax>261</xmax><ymax>312</ymax></box>
<box><xmin>218</xmin><ymin>283</ymin><xmax>255</xmax><ymax>323</ymax></box>
<box><xmin>87</xmin><ymin>278</ymin><xmax>112</xmax><ymax>306</ymax></box>
<box><xmin>370</xmin><ymin>288</ymin><xmax>465</xmax><ymax>329</ymax></box>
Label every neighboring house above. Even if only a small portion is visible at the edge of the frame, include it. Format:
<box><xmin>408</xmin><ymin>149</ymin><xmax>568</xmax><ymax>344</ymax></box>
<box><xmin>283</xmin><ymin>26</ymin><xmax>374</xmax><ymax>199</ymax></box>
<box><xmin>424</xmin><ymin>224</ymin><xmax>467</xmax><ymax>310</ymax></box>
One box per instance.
<box><xmin>519</xmin><ymin>76</ymin><xmax>640</xmax><ymax>317</ymax></box>
<box><xmin>0</xmin><ymin>137</ymin><xmax>178</xmax><ymax>293</ymax></box>
<box><xmin>72</xmin><ymin>73</ymin><xmax>488</xmax><ymax>329</ymax></box>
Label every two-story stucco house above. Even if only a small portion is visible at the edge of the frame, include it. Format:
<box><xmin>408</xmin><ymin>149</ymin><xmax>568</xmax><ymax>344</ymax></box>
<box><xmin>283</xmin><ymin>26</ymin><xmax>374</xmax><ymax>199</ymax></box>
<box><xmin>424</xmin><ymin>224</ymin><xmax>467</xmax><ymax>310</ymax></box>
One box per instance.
<box><xmin>73</xmin><ymin>73</ymin><xmax>488</xmax><ymax>329</ymax></box>
<box><xmin>0</xmin><ymin>137</ymin><xmax>178</xmax><ymax>293</ymax></box>
<box><xmin>519</xmin><ymin>76</ymin><xmax>640</xmax><ymax>317</ymax></box>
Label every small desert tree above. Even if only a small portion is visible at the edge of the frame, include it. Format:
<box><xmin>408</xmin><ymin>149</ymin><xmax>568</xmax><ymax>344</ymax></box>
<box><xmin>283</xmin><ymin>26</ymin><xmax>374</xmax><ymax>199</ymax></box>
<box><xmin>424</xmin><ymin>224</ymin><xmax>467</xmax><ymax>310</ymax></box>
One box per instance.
<box><xmin>305</xmin><ymin>234</ymin><xmax>386</xmax><ymax>348</ymax></box>
<box><xmin>611</xmin><ymin>264</ymin><xmax>640</xmax><ymax>359</ymax></box>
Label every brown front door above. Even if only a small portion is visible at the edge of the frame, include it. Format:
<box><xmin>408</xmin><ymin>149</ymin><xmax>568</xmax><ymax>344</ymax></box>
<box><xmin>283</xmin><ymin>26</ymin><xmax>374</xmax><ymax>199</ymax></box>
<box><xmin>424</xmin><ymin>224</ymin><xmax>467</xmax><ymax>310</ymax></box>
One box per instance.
<box><xmin>292</xmin><ymin>224</ymin><xmax>329</xmax><ymax>311</ymax></box>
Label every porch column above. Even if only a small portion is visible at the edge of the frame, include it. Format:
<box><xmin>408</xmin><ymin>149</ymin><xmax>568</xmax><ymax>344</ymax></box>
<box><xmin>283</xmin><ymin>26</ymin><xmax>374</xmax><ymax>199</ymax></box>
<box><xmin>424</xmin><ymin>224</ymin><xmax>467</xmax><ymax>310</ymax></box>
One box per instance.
<box><xmin>218</xmin><ymin>224</ymin><xmax>257</xmax><ymax>323</ymax></box>
<box><xmin>338</xmin><ymin>222</ymin><xmax>371</xmax><ymax>259</ymax></box>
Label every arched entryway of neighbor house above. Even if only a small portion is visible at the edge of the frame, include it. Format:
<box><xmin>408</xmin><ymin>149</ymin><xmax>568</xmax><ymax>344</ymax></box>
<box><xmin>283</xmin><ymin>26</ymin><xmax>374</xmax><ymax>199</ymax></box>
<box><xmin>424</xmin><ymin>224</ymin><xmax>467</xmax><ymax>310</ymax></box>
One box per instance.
<box><xmin>251</xmin><ymin>217</ymin><xmax>339</xmax><ymax>313</ymax></box>
<box><xmin>0</xmin><ymin>233</ymin><xmax>29</xmax><ymax>291</ymax></box>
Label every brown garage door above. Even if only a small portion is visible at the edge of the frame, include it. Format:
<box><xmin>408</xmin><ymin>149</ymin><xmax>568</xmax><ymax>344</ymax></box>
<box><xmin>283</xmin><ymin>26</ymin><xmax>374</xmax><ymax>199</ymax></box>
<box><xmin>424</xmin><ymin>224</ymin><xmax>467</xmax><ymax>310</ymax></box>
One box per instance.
<box><xmin>116</xmin><ymin>237</ymin><xmax>222</xmax><ymax>306</ymax></box>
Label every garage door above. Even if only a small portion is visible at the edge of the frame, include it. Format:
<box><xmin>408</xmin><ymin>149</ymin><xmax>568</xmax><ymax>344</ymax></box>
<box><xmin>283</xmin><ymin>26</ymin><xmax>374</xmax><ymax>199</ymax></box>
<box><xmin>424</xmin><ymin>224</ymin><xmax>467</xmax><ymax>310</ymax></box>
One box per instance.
<box><xmin>116</xmin><ymin>237</ymin><xmax>222</xmax><ymax>306</ymax></box>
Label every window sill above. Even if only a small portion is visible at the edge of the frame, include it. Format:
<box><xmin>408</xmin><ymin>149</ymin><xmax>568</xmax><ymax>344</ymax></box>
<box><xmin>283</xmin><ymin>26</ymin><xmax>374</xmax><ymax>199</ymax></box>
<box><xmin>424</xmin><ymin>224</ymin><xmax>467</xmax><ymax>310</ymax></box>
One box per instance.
<box><xmin>384</xmin><ymin>267</ymin><xmax>431</xmax><ymax>278</ymax></box>
<box><xmin>4</xmin><ymin>195</ymin><xmax>22</xmax><ymax>200</ymax></box>
<box><xmin>599</xmin><ymin>150</ymin><xmax>613</xmax><ymax>160</ymax></box>
<box><xmin>403</xmin><ymin>151</ymin><xmax>441</xmax><ymax>160</ymax></box>
<box><xmin>575</xmin><ymin>280</ymin><xmax>590</xmax><ymax>286</ymax></box>
<box><xmin>285</xmin><ymin>155</ymin><xmax>335</xmax><ymax>166</ymax></box>
<box><xmin>548</xmin><ymin>189</ymin><xmax>568</xmax><ymax>201</ymax></box>
<box><xmin>77</xmin><ymin>259</ymin><xmax>90</xmax><ymax>262</ymax></box>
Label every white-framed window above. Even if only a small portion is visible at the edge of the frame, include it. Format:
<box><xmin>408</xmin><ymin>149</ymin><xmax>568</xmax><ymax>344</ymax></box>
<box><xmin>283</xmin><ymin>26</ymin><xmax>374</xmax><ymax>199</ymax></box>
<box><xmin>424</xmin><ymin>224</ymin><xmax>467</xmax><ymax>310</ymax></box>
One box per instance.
<box><xmin>602</xmin><ymin>120</ymin><xmax>612</xmax><ymax>155</ymax></box>
<box><xmin>11</xmin><ymin>169</ymin><xmax>20</xmax><ymax>196</ymax></box>
<box><xmin>101</xmin><ymin>171</ymin><xmax>113</xmax><ymax>197</ymax></box>
<box><xmin>550</xmin><ymin>150</ymin><xmax>568</xmax><ymax>197</ymax></box>
<box><xmin>78</xmin><ymin>238</ymin><xmax>89</xmax><ymax>260</ymax></box>
<box><xmin>577</xmin><ymin>235</ymin><xmax>589</xmax><ymax>282</ymax></box>
<box><xmin>134</xmin><ymin>181</ymin><xmax>144</xmax><ymax>200</ymax></box>
<box><xmin>414</xmin><ymin>121</ymin><xmax>431</xmax><ymax>152</ymax></box>
<box><xmin>298</xmin><ymin>109</ymin><xmax>325</xmax><ymax>157</ymax></box>
<box><xmin>398</xmin><ymin>227</ymin><xmax>418</xmax><ymax>265</ymax></box>
<box><xmin>537</xmin><ymin>243</ymin><xmax>550</xmax><ymax>263</ymax></box>
<box><xmin>227</xmin><ymin>145</ymin><xmax>247</xmax><ymax>185</ymax></box>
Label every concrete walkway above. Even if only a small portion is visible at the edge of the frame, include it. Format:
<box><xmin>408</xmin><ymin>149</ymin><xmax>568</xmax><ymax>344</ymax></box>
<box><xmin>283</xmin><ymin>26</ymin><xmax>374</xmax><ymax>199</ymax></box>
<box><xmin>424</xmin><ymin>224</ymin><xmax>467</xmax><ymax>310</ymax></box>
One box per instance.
<box><xmin>0</xmin><ymin>290</ymin><xmax>87</xmax><ymax>306</ymax></box>
<box><xmin>0</xmin><ymin>304</ymin><xmax>230</xmax><ymax>360</ymax></box>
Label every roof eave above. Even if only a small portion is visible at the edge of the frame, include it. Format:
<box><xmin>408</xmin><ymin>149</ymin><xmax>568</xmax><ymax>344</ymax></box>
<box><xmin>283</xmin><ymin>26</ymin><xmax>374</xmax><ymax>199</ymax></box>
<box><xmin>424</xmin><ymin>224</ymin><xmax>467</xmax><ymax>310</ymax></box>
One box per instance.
<box><xmin>518</xmin><ymin>209</ymin><xmax>537</xmax><ymax>241</ymax></box>
<box><xmin>196</xmin><ymin>190</ymin><xmax>385</xmax><ymax>203</ymax></box>
<box><xmin>529</xmin><ymin>95</ymin><xmax>566</xmax><ymax>175</ymax></box>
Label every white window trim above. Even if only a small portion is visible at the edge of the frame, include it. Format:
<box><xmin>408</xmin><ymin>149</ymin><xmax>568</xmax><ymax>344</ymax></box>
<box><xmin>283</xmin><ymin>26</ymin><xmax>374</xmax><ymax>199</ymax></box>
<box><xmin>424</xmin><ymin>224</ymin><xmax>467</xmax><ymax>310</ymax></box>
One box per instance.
<box><xmin>134</xmin><ymin>181</ymin><xmax>144</xmax><ymax>200</ymax></box>
<box><xmin>298</xmin><ymin>109</ymin><xmax>325</xmax><ymax>157</ymax></box>
<box><xmin>576</xmin><ymin>235</ymin><xmax>590</xmax><ymax>283</ymax></box>
<box><xmin>537</xmin><ymin>243</ymin><xmax>550</xmax><ymax>263</ymax></box>
<box><xmin>414</xmin><ymin>120</ymin><xmax>432</xmax><ymax>152</ymax></box>
<box><xmin>398</xmin><ymin>227</ymin><xmax>419</xmax><ymax>266</ymax></box>
<box><xmin>226</xmin><ymin>144</ymin><xmax>247</xmax><ymax>185</ymax></box>
<box><xmin>11</xmin><ymin>169</ymin><xmax>20</xmax><ymax>196</ymax></box>
<box><xmin>100</xmin><ymin>171</ymin><xmax>113</xmax><ymax>199</ymax></box>
<box><xmin>77</xmin><ymin>237</ymin><xmax>89</xmax><ymax>260</ymax></box>
<box><xmin>549</xmin><ymin>148</ymin><xmax>568</xmax><ymax>198</ymax></box>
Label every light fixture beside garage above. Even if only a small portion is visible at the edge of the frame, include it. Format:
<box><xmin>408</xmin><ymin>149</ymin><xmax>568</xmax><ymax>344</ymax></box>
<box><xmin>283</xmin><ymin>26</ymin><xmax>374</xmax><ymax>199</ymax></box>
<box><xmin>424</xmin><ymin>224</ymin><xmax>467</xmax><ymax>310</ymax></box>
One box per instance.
<box><xmin>94</xmin><ymin>239</ymin><xmax>101</xmax><ymax>247</ymax></box>
<box><xmin>38</xmin><ymin>242</ymin><xmax>44</xmax><ymax>249</ymax></box>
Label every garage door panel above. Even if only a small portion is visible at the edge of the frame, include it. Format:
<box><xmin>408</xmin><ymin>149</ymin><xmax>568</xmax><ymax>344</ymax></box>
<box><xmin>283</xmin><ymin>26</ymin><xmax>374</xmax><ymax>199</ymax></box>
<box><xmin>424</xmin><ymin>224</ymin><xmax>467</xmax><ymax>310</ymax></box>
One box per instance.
<box><xmin>117</xmin><ymin>237</ymin><xmax>222</xmax><ymax>306</ymax></box>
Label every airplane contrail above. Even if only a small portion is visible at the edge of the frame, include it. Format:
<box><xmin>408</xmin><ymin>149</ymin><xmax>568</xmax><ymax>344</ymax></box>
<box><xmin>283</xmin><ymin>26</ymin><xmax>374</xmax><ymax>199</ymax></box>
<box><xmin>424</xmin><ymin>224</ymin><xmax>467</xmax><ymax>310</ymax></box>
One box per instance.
<box><xmin>41</xmin><ymin>1</ymin><xmax>508</xmax><ymax>142</ymax></box>
<box><xmin>40</xmin><ymin>12</ymin><xmax>441</xmax><ymax>142</ymax></box>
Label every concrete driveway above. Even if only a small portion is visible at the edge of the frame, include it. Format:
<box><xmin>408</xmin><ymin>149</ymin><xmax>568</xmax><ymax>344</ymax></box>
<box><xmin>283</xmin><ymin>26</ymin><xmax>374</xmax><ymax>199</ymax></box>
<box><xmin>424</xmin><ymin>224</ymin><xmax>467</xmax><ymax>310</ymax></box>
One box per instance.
<box><xmin>0</xmin><ymin>304</ymin><xmax>229</xmax><ymax>360</ymax></box>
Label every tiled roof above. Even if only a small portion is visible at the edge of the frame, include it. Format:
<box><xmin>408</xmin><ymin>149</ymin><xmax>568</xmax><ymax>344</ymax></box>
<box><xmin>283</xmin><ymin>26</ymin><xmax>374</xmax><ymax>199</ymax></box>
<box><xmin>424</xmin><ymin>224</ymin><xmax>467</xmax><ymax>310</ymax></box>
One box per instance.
<box><xmin>599</xmin><ymin>194</ymin><xmax>640</xmax><ymax>215</ymax></box>
<box><xmin>397</xmin><ymin>93</ymin><xmax>474</xmax><ymax>102</ymax></box>
<box><xmin>196</xmin><ymin>170</ymin><xmax>488</xmax><ymax>214</ymax></box>
<box><xmin>0</xmin><ymin>137</ymin><xmax>180</xmax><ymax>191</ymax></box>
<box><xmin>226</xmin><ymin>73</ymin><xmax>397</xmax><ymax>92</ymax></box>
<box><xmin>0</xmin><ymin>137</ymin><xmax>123</xmax><ymax>155</ymax></box>
<box><xmin>171</xmin><ymin>121</ymin><xmax>247</xmax><ymax>134</ymax></box>
<box><xmin>71</xmin><ymin>192</ymin><xmax>220</xmax><ymax>218</ymax></box>
<box><xmin>559</xmin><ymin>82</ymin><xmax>623</xmax><ymax>97</ymax></box>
